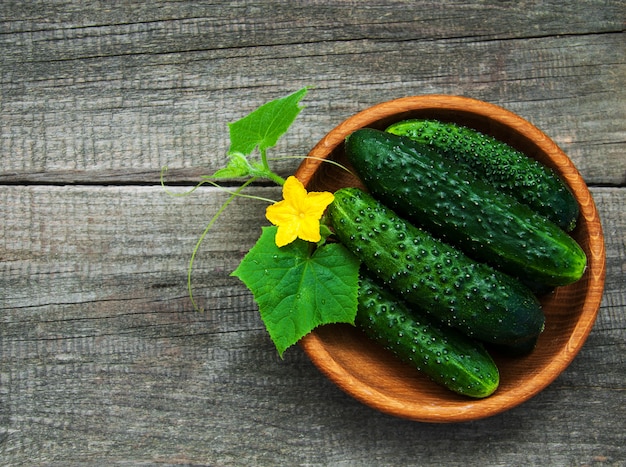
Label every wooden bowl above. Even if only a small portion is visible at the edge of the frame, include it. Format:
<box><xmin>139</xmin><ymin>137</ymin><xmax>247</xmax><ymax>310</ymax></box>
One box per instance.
<box><xmin>295</xmin><ymin>95</ymin><xmax>606</xmax><ymax>423</ymax></box>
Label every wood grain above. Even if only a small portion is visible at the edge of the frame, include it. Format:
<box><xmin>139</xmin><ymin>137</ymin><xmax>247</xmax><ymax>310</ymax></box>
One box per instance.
<box><xmin>1</xmin><ymin>184</ymin><xmax>624</xmax><ymax>464</ymax></box>
<box><xmin>1</xmin><ymin>3</ymin><xmax>624</xmax><ymax>186</ymax></box>
<box><xmin>1</xmin><ymin>0</ymin><xmax>624</xmax><ymax>464</ymax></box>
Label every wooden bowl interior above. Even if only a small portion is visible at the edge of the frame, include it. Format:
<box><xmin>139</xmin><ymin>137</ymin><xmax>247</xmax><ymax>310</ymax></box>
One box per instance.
<box><xmin>296</xmin><ymin>95</ymin><xmax>605</xmax><ymax>423</ymax></box>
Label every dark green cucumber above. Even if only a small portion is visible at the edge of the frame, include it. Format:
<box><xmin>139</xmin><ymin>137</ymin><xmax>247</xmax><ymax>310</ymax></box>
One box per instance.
<box><xmin>345</xmin><ymin>128</ymin><xmax>586</xmax><ymax>288</ymax></box>
<box><xmin>488</xmin><ymin>335</ymin><xmax>539</xmax><ymax>357</ymax></box>
<box><xmin>386</xmin><ymin>119</ymin><xmax>579</xmax><ymax>232</ymax></box>
<box><xmin>357</xmin><ymin>273</ymin><xmax>499</xmax><ymax>398</ymax></box>
<box><xmin>329</xmin><ymin>187</ymin><xmax>545</xmax><ymax>346</ymax></box>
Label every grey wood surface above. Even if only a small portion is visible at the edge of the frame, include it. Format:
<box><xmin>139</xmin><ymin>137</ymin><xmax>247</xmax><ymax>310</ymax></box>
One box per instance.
<box><xmin>1</xmin><ymin>1</ymin><xmax>624</xmax><ymax>465</ymax></box>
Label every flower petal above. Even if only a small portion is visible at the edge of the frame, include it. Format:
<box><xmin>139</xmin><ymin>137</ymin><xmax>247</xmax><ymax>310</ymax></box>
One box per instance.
<box><xmin>266</xmin><ymin>200</ymin><xmax>296</xmax><ymax>226</ymax></box>
<box><xmin>275</xmin><ymin>223</ymin><xmax>299</xmax><ymax>247</ymax></box>
<box><xmin>297</xmin><ymin>216</ymin><xmax>322</xmax><ymax>243</ymax></box>
<box><xmin>303</xmin><ymin>191</ymin><xmax>335</xmax><ymax>218</ymax></box>
<box><xmin>264</xmin><ymin>175</ymin><xmax>335</xmax><ymax>247</ymax></box>
<box><xmin>282</xmin><ymin>176</ymin><xmax>307</xmax><ymax>210</ymax></box>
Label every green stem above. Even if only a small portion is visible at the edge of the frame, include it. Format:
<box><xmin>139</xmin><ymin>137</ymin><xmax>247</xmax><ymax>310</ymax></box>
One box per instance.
<box><xmin>268</xmin><ymin>155</ymin><xmax>355</xmax><ymax>176</ymax></box>
<box><xmin>264</xmin><ymin>170</ymin><xmax>286</xmax><ymax>186</ymax></box>
<box><xmin>161</xmin><ymin>166</ymin><xmax>212</xmax><ymax>197</ymax></box>
<box><xmin>260</xmin><ymin>148</ymin><xmax>270</xmax><ymax>172</ymax></box>
<box><xmin>204</xmin><ymin>180</ymin><xmax>277</xmax><ymax>203</ymax></box>
<box><xmin>260</xmin><ymin>148</ymin><xmax>285</xmax><ymax>185</ymax></box>
<box><xmin>187</xmin><ymin>177</ymin><xmax>259</xmax><ymax>311</ymax></box>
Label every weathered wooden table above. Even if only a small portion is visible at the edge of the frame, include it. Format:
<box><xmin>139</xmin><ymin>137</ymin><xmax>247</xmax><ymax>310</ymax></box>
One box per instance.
<box><xmin>2</xmin><ymin>2</ymin><xmax>624</xmax><ymax>465</ymax></box>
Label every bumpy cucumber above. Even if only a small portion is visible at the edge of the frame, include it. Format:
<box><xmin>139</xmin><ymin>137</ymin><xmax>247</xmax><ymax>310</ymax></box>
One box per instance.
<box><xmin>345</xmin><ymin>128</ymin><xmax>586</xmax><ymax>288</ymax></box>
<box><xmin>357</xmin><ymin>273</ymin><xmax>499</xmax><ymax>398</ymax></box>
<box><xmin>329</xmin><ymin>187</ymin><xmax>545</xmax><ymax>346</ymax></box>
<box><xmin>386</xmin><ymin>119</ymin><xmax>579</xmax><ymax>231</ymax></box>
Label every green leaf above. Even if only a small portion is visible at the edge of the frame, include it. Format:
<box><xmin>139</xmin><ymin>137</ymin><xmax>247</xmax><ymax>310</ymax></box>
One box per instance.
<box><xmin>228</xmin><ymin>87</ymin><xmax>308</xmax><ymax>156</ymax></box>
<box><xmin>231</xmin><ymin>226</ymin><xmax>360</xmax><ymax>357</ymax></box>
<box><xmin>209</xmin><ymin>152</ymin><xmax>252</xmax><ymax>179</ymax></box>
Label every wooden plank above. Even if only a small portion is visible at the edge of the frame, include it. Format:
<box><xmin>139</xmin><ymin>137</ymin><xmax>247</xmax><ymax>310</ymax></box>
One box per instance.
<box><xmin>1</xmin><ymin>0</ymin><xmax>625</xmax><ymax>464</ymax></box>
<box><xmin>1</xmin><ymin>5</ymin><xmax>624</xmax><ymax>186</ymax></box>
<box><xmin>1</xmin><ymin>184</ymin><xmax>624</xmax><ymax>464</ymax></box>
<box><xmin>3</xmin><ymin>1</ymin><xmax>622</xmax><ymax>51</ymax></box>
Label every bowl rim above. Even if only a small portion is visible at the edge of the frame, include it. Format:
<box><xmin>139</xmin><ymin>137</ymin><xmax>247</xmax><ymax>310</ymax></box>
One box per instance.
<box><xmin>296</xmin><ymin>94</ymin><xmax>606</xmax><ymax>423</ymax></box>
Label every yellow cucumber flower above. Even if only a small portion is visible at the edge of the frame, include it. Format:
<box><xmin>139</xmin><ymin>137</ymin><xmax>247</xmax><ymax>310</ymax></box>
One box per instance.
<box><xmin>266</xmin><ymin>176</ymin><xmax>335</xmax><ymax>247</ymax></box>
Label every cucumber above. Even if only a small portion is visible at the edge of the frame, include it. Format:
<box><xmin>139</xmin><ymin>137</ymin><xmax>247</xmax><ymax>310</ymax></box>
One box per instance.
<box><xmin>488</xmin><ymin>335</ymin><xmax>539</xmax><ymax>357</ymax></box>
<box><xmin>357</xmin><ymin>273</ymin><xmax>499</xmax><ymax>398</ymax></box>
<box><xmin>386</xmin><ymin>119</ymin><xmax>579</xmax><ymax>232</ymax></box>
<box><xmin>328</xmin><ymin>187</ymin><xmax>545</xmax><ymax>346</ymax></box>
<box><xmin>345</xmin><ymin>128</ymin><xmax>586</xmax><ymax>288</ymax></box>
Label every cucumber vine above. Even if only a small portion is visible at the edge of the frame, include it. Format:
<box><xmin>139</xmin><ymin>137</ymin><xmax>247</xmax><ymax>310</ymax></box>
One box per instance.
<box><xmin>162</xmin><ymin>88</ymin><xmax>360</xmax><ymax>355</ymax></box>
